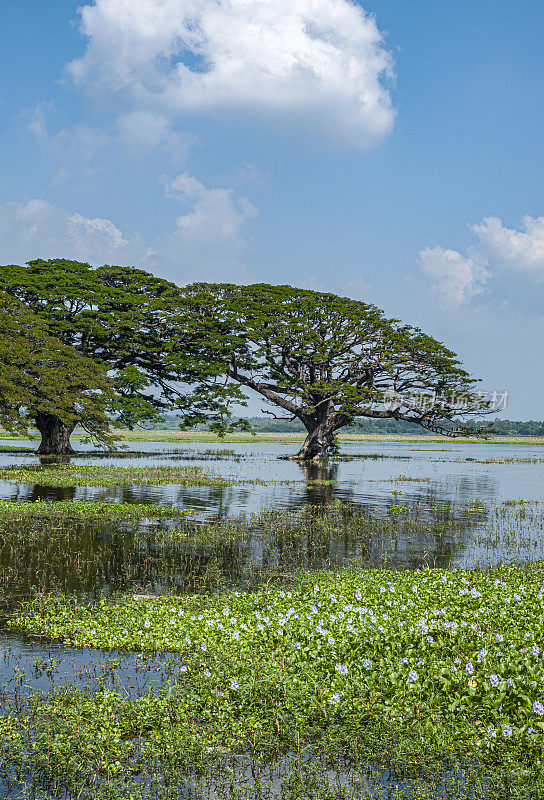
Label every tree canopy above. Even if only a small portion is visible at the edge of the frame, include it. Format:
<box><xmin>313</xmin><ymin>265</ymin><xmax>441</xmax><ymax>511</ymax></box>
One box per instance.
<box><xmin>179</xmin><ymin>283</ymin><xmax>492</xmax><ymax>459</ymax></box>
<box><xmin>0</xmin><ymin>293</ymin><xmax>114</xmax><ymax>451</ymax></box>
<box><xmin>0</xmin><ymin>259</ymin><xmax>241</xmax><ymax>453</ymax></box>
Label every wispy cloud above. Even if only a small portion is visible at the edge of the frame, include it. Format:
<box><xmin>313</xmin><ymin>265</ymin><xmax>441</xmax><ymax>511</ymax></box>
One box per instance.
<box><xmin>0</xmin><ymin>172</ymin><xmax>257</xmax><ymax>283</ymax></box>
<box><xmin>417</xmin><ymin>246</ymin><xmax>490</xmax><ymax>308</ymax></box>
<box><xmin>471</xmin><ymin>215</ymin><xmax>544</xmax><ymax>277</ymax></box>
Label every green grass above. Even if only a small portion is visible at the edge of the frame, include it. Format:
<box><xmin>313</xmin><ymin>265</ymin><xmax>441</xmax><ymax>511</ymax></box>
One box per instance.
<box><xmin>0</xmin><ymin>500</ymin><xmax>191</xmax><ymax>521</ymax></box>
<box><xmin>0</xmin><ymin>463</ymin><xmax>273</xmax><ymax>488</ymax></box>
<box><xmin>115</xmin><ymin>429</ymin><xmax>544</xmax><ymax>445</ymax></box>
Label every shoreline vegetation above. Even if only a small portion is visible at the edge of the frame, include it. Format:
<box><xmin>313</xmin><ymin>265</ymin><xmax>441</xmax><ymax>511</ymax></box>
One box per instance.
<box><xmin>1</xmin><ymin>429</ymin><xmax>544</xmax><ymax>446</ymax></box>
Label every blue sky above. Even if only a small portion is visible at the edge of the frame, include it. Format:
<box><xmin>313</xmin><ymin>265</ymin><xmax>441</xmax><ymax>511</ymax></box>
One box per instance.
<box><xmin>1</xmin><ymin>0</ymin><xmax>543</xmax><ymax>418</ymax></box>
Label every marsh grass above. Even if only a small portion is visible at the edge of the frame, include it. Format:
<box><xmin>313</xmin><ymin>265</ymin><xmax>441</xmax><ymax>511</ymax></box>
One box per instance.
<box><xmin>0</xmin><ymin>501</ymin><xmax>191</xmax><ymax>522</ymax></box>
<box><xmin>0</xmin><ymin>464</ymin><xmax>272</xmax><ymax>488</ymax></box>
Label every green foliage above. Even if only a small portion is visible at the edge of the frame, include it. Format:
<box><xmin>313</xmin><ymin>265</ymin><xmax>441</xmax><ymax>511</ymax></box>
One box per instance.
<box><xmin>9</xmin><ymin>562</ymin><xmax>544</xmax><ymax>766</ymax></box>
<box><xmin>0</xmin><ymin>259</ymin><xmax>186</xmax><ymax>429</ymax></box>
<box><xmin>178</xmin><ymin>284</ymin><xmax>492</xmax><ymax>454</ymax></box>
<box><xmin>0</xmin><ymin>292</ymin><xmax>114</xmax><ymax>444</ymax></box>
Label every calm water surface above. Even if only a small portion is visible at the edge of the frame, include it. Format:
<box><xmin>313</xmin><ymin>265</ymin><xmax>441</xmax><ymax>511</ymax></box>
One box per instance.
<box><xmin>1</xmin><ymin>438</ymin><xmax>543</xmax><ymax>511</ymax></box>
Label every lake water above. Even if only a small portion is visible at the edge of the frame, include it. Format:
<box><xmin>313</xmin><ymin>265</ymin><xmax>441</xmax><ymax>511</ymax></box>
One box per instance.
<box><xmin>1</xmin><ymin>438</ymin><xmax>543</xmax><ymax>511</ymax></box>
<box><xmin>0</xmin><ymin>438</ymin><xmax>542</xmax><ymax>797</ymax></box>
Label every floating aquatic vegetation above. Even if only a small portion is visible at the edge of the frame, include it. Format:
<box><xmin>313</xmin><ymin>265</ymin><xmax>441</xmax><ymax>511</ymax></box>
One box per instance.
<box><xmin>9</xmin><ymin>562</ymin><xmax>544</xmax><ymax>766</ymax></box>
<box><xmin>0</xmin><ymin>464</ymin><xmax>271</xmax><ymax>488</ymax></box>
<box><xmin>0</xmin><ymin>500</ymin><xmax>191</xmax><ymax>521</ymax></box>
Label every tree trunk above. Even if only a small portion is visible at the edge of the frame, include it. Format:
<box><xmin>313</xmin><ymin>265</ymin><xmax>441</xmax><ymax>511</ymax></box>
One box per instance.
<box><xmin>284</xmin><ymin>418</ymin><xmax>336</xmax><ymax>461</ymax></box>
<box><xmin>35</xmin><ymin>413</ymin><xmax>76</xmax><ymax>455</ymax></box>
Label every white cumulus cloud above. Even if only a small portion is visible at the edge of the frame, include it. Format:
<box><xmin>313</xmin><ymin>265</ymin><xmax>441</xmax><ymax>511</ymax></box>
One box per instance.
<box><xmin>154</xmin><ymin>172</ymin><xmax>258</xmax><ymax>281</ymax></box>
<box><xmin>0</xmin><ymin>173</ymin><xmax>257</xmax><ymax>283</ymax></box>
<box><xmin>68</xmin><ymin>0</ymin><xmax>395</xmax><ymax>148</ymax></box>
<box><xmin>0</xmin><ymin>199</ymin><xmax>148</xmax><ymax>266</ymax></box>
<box><xmin>417</xmin><ymin>246</ymin><xmax>490</xmax><ymax>308</ymax></box>
<box><xmin>471</xmin><ymin>215</ymin><xmax>544</xmax><ymax>277</ymax></box>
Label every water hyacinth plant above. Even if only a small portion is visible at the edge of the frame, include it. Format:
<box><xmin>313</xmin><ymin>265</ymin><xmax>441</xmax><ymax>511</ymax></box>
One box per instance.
<box><xmin>8</xmin><ymin>561</ymin><xmax>544</xmax><ymax>765</ymax></box>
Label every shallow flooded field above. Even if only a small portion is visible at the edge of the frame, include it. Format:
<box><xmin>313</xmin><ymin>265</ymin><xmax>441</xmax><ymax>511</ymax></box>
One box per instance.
<box><xmin>0</xmin><ymin>438</ymin><xmax>543</xmax><ymax>799</ymax></box>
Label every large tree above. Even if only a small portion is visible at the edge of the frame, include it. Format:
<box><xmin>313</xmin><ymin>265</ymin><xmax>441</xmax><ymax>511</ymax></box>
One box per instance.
<box><xmin>179</xmin><ymin>283</ymin><xmax>493</xmax><ymax>460</ymax></box>
<box><xmin>0</xmin><ymin>293</ymin><xmax>114</xmax><ymax>453</ymax></box>
<box><xmin>0</xmin><ymin>259</ymin><xmax>241</xmax><ymax>454</ymax></box>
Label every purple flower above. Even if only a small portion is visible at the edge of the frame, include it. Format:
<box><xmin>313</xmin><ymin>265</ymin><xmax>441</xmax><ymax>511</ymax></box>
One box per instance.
<box><xmin>330</xmin><ymin>693</ymin><xmax>341</xmax><ymax>704</ymax></box>
<box><xmin>495</xmin><ymin>634</ymin><xmax>503</xmax><ymax>643</ymax></box>
<box><xmin>489</xmin><ymin>674</ymin><xmax>499</xmax><ymax>688</ymax></box>
<box><xmin>230</xmin><ymin>680</ymin><xmax>239</xmax><ymax>690</ymax></box>
<box><xmin>532</xmin><ymin>701</ymin><xmax>544</xmax><ymax>716</ymax></box>
<box><xmin>363</xmin><ymin>658</ymin><xmax>372</xmax><ymax>670</ymax></box>
<box><xmin>502</xmin><ymin>724</ymin><xmax>513</xmax><ymax>738</ymax></box>
<box><xmin>465</xmin><ymin>662</ymin><xmax>474</xmax><ymax>675</ymax></box>
<box><xmin>335</xmin><ymin>664</ymin><xmax>348</xmax><ymax>675</ymax></box>
<box><xmin>144</xmin><ymin>620</ymin><xmax>151</xmax><ymax>629</ymax></box>
<box><xmin>408</xmin><ymin>669</ymin><xmax>418</xmax><ymax>683</ymax></box>
<box><xmin>533</xmin><ymin>645</ymin><xmax>540</xmax><ymax>657</ymax></box>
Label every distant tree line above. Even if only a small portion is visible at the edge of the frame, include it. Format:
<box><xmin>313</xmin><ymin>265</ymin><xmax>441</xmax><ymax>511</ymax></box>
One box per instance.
<box><xmin>143</xmin><ymin>415</ymin><xmax>544</xmax><ymax>437</ymax></box>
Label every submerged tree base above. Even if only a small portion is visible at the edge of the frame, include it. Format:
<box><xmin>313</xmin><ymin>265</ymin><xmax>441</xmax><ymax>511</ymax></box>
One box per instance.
<box><xmin>35</xmin><ymin>412</ymin><xmax>76</xmax><ymax>455</ymax></box>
